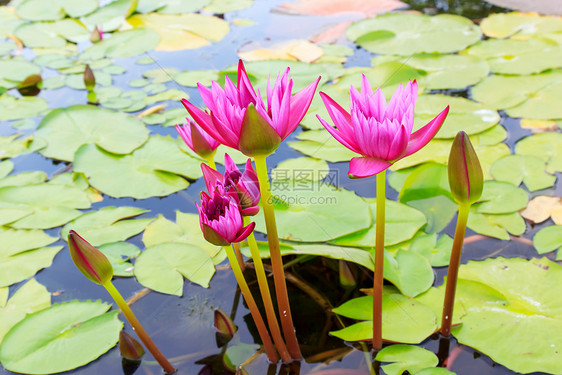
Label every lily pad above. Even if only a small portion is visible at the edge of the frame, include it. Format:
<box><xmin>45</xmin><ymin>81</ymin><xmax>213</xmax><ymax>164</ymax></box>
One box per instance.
<box><xmin>375</xmin><ymin>345</ymin><xmax>438</xmax><ymax>375</ymax></box>
<box><xmin>288</xmin><ymin>129</ymin><xmax>358</xmax><ymax>162</ymax></box>
<box><xmin>0</xmin><ymin>300</ymin><xmax>122</xmax><ymax>374</ymax></box>
<box><xmin>0</xmin><ymin>59</ymin><xmax>41</xmax><ymax>89</ymax></box>
<box><xmin>254</xmin><ymin>182</ymin><xmax>371</xmax><ymax>242</ymax></box>
<box><xmin>80</xmin><ymin>28</ymin><xmax>160</xmax><ymax>60</ymax></box>
<box><xmin>467</xmin><ymin>211</ymin><xmax>525</xmax><ymax>240</ymax></box>
<box><xmin>15</xmin><ymin>0</ymin><xmax>98</xmax><ymax>21</ymax></box>
<box><xmin>474</xmin><ymin>181</ymin><xmax>528</xmax><ymax>214</ymax></box>
<box><xmin>452</xmin><ymin>257</ymin><xmax>562</xmax><ymax>374</ymax></box>
<box><xmin>0</xmin><ymin>279</ymin><xmax>50</xmax><ymax>345</ymax></box>
<box><xmin>384</xmin><ymin>249</ymin><xmax>434</xmax><ymax>297</ymax></box>
<box><xmin>81</xmin><ymin>0</ymin><xmax>134</xmax><ymax>32</ymax></box>
<box><xmin>175</xmin><ymin>69</ymin><xmax>219</xmax><ymax>87</ymax></box>
<box><xmin>143</xmin><ymin>213</ymin><xmax>225</xmax><ymax>264</ymax></box>
<box><xmin>126</xmin><ymin>13</ymin><xmax>229</xmax><ymax>51</ymax></box>
<box><xmin>271</xmin><ymin>157</ymin><xmax>331</xmax><ymax>182</ymax></box>
<box><xmin>490</xmin><ymin>154</ymin><xmax>556</xmax><ymax>192</ymax></box>
<box><xmin>36</xmin><ymin>105</ymin><xmax>148</xmax><ymax>162</ymax></box>
<box><xmin>0</xmin><ymin>134</ymin><xmax>45</xmax><ymax>160</ymax></box>
<box><xmin>0</xmin><ymin>228</ymin><xmax>58</xmax><ymax>258</ymax></box>
<box><xmin>331</xmin><ymin>293</ymin><xmax>437</xmax><ymax>343</ymax></box>
<box><xmin>515</xmin><ymin>132</ymin><xmax>562</xmax><ymax>173</ymax></box>
<box><xmin>97</xmin><ymin>242</ymin><xmax>140</xmax><ymax>277</ymax></box>
<box><xmin>0</xmin><ymin>183</ymin><xmax>92</xmax><ymax>229</ymax></box>
<box><xmin>347</xmin><ymin>12</ymin><xmax>482</xmax><ymax>55</ymax></box>
<box><xmin>61</xmin><ymin>206</ymin><xmax>153</xmax><ymax>246</ymax></box>
<box><xmin>0</xmin><ymin>246</ymin><xmax>63</xmax><ymax>288</ymax></box>
<box><xmin>465</xmin><ymin>38</ymin><xmax>562</xmax><ymax>75</ymax></box>
<box><xmin>74</xmin><ymin>135</ymin><xmax>201</xmax><ymax>199</ymax></box>
<box><xmin>134</xmin><ymin>242</ymin><xmax>216</xmax><ymax>295</ymax></box>
<box><xmin>137</xmin><ymin>0</ymin><xmax>210</xmax><ymax>13</ymax></box>
<box><xmin>15</xmin><ymin>20</ymin><xmax>89</xmax><ymax>48</ymax></box>
<box><xmin>407</xmin><ymin>233</ymin><xmax>453</xmax><ymax>267</ymax></box>
<box><xmin>480</xmin><ymin>12</ymin><xmax>562</xmax><ymax>38</ymax></box>
<box><xmin>533</xmin><ymin>225</ymin><xmax>562</xmax><ymax>255</ymax></box>
<box><xmin>204</xmin><ymin>0</ymin><xmax>253</xmax><ymax>13</ymax></box>
<box><xmin>330</xmin><ymin>199</ymin><xmax>426</xmax><ymax>247</ymax></box>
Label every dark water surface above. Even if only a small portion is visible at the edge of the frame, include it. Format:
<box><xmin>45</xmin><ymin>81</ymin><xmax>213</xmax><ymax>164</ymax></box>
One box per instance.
<box><xmin>1</xmin><ymin>0</ymin><xmax>558</xmax><ymax>374</ymax></box>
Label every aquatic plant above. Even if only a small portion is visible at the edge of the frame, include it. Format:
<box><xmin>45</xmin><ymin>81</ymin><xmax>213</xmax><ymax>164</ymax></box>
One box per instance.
<box><xmin>176</xmin><ymin>120</ymin><xmax>220</xmax><ymax>168</ymax></box>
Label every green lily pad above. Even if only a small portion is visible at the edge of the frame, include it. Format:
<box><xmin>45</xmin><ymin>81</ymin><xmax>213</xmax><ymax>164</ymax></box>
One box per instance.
<box><xmin>384</xmin><ymin>249</ymin><xmax>434</xmax><ymax>297</ymax></box>
<box><xmin>204</xmin><ymin>0</ymin><xmax>253</xmax><ymax>13</ymax></box>
<box><xmin>490</xmin><ymin>154</ymin><xmax>556</xmax><ymax>192</ymax></box>
<box><xmin>36</xmin><ymin>105</ymin><xmax>149</xmax><ymax>162</ymax></box>
<box><xmin>347</xmin><ymin>12</ymin><xmax>482</xmax><ymax>55</ymax></box>
<box><xmin>474</xmin><ymin>181</ymin><xmax>528</xmax><ymax>214</ymax></box>
<box><xmin>97</xmin><ymin>242</ymin><xmax>140</xmax><ymax>277</ymax></box>
<box><xmin>415</xmin><ymin>95</ymin><xmax>500</xmax><ymax>139</ymax></box>
<box><xmin>288</xmin><ymin>129</ymin><xmax>358</xmax><ymax>162</ymax></box>
<box><xmin>0</xmin><ymin>8</ymin><xmax>25</xmax><ymax>37</ymax></box>
<box><xmin>372</xmin><ymin>53</ymin><xmax>489</xmax><ymax>89</ymax></box>
<box><xmin>515</xmin><ymin>132</ymin><xmax>562</xmax><ymax>173</ymax></box>
<box><xmin>15</xmin><ymin>20</ymin><xmax>89</xmax><ymax>48</ymax></box>
<box><xmin>0</xmin><ymin>182</ymin><xmax>92</xmax><ymax>229</ymax></box>
<box><xmin>134</xmin><ymin>242</ymin><xmax>216</xmax><ymax>295</ymax></box>
<box><xmin>15</xmin><ymin>0</ymin><xmax>98</xmax><ymax>21</ymax></box>
<box><xmin>0</xmin><ymin>300</ymin><xmax>122</xmax><ymax>374</ymax></box>
<box><xmin>330</xmin><ymin>199</ymin><xmax>426</xmax><ymax>247</ymax></box>
<box><xmin>0</xmin><ymin>134</ymin><xmax>45</xmax><ymax>160</ymax></box>
<box><xmin>61</xmin><ymin>206</ymin><xmax>153</xmax><ymax>246</ymax></box>
<box><xmin>467</xmin><ymin>211</ymin><xmax>525</xmax><ymax>240</ymax></box>
<box><xmin>272</xmin><ymin>157</ymin><xmax>330</xmax><ymax>182</ymax></box>
<box><xmin>74</xmin><ymin>135</ymin><xmax>201</xmax><ymax>199</ymax></box>
<box><xmin>301</xmin><ymin>84</ymin><xmax>350</xmax><ymax>130</ymax></box>
<box><xmin>465</xmin><ymin>38</ymin><xmax>562</xmax><ymax>75</ymax></box>
<box><xmin>81</xmin><ymin>0</ymin><xmax>134</xmax><ymax>32</ymax></box>
<box><xmin>254</xmin><ymin>182</ymin><xmax>371</xmax><ymax>242</ymax></box>
<box><xmin>142</xmin><ymin>212</ymin><xmax>224</xmax><ymax>263</ymax></box>
<box><xmin>224</xmin><ymin>342</ymin><xmax>260</xmax><ymax>372</ymax></box>
<box><xmin>175</xmin><ymin>69</ymin><xmax>218</xmax><ymax>87</ymax></box>
<box><xmin>331</xmin><ymin>293</ymin><xmax>437</xmax><ymax>343</ymax></box>
<box><xmin>0</xmin><ymin>279</ymin><xmax>50</xmax><ymax>345</ymax></box>
<box><xmin>137</xmin><ymin>0</ymin><xmax>210</xmax><ymax>13</ymax></box>
<box><xmin>80</xmin><ymin>28</ymin><xmax>160</xmax><ymax>60</ymax></box>
<box><xmin>480</xmin><ymin>12</ymin><xmax>562</xmax><ymax>38</ymax></box>
<box><xmin>533</xmin><ymin>225</ymin><xmax>562</xmax><ymax>255</ymax></box>
<box><xmin>0</xmin><ymin>160</ymin><xmax>13</xmax><ymax>178</ymax></box>
<box><xmin>375</xmin><ymin>345</ymin><xmax>438</xmax><ymax>375</ymax></box>
<box><xmin>0</xmin><ymin>246</ymin><xmax>63</xmax><ymax>288</ymax></box>
<box><xmin>126</xmin><ymin>13</ymin><xmax>229</xmax><ymax>51</ymax></box>
<box><xmin>407</xmin><ymin>233</ymin><xmax>453</xmax><ymax>267</ymax></box>
<box><xmin>0</xmin><ymin>59</ymin><xmax>41</xmax><ymax>89</ymax></box>
<box><xmin>0</xmin><ymin>228</ymin><xmax>58</xmax><ymax>258</ymax></box>
<box><xmin>452</xmin><ymin>257</ymin><xmax>562</xmax><ymax>374</ymax></box>
<box><xmin>471</xmin><ymin>70</ymin><xmax>562</xmax><ymax>119</ymax></box>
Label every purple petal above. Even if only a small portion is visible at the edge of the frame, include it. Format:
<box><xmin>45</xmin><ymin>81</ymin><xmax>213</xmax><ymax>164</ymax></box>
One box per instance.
<box><xmin>317</xmin><ymin>114</ymin><xmax>360</xmax><ymax>153</ymax></box>
<box><xmin>348</xmin><ymin>156</ymin><xmax>392</xmax><ymax>178</ymax></box>
<box><xmin>240</xmin><ymin>206</ymin><xmax>259</xmax><ymax>216</ymax></box>
<box><xmin>233</xmin><ymin>221</ymin><xmax>256</xmax><ymax>243</ymax></box>
<box><xmin>201</xmin><ymin>163</ymin><xmax>224</xmax><ymax>193</ymax></box>
<box><xmin>202</xmin><ymin>222</ymin><xmax>231</xmax><ymax>246</ymax></box>
<box><xmin>401</xmin><ymin>106</ymin><xmax>449</xmax><ymax>158</ymax></box>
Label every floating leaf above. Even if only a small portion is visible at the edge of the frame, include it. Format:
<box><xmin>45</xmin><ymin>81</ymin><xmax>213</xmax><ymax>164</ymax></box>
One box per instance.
<box><xmin>0</xmin><ymin>134</ymin><xmax>44</xmax><ymax>159</ymax></box>
<box><xmin>126</xmin><ymin>13</ymin><xmax>229</xmax><ymax>51</ymax></box>
<box><xmin>347</xmin><ymin>12</ymin><xmax>481</xmax><ymax>55</ymax></box>
<box><xmin>384</xmin><ymin>249</ymin><xmax>434</xmax><ymax>297</ymax></box>
<box><xmin>239</xmin><ymin>40</ymin><xmax>324</xmax><ymax>63</ymax></box>
<box><xmin>533</xmin><ymin>225</ymin><xmax>562</xmax><ymax>255</ymax></box>
<box><xmin>522</xmin><ymin>196</ymin><xmax>562</xmax><ymax>224</ymax></box>
<box><xmin>406</xmin><ymin>233</ymin><xmax>453</xmax><ymax>267</ymax></box>
<box><xmin>467</xmin><ymin>211</ymin><xmax>525</xmax><ymax>240</ymax></box>
<box><xmin>0</xmin><ymin>246</ymin><xmax>63</xmax><ymax>287</ymax></box>
<box><xmin>465</xmin><ymin>38</ymin><xmax>562</xmax><ymax>75</ymax></box>
<box><xmin>0</xmin><ymin>8</ymin><xmax>25</xmax><ymax>37</ymax></box>
<box><xmin>490</xmin><ymin>154</ymin><xmax>556</xmax><ymax>192</ymax></box>
<box><xmin>331</xmin><ymin>199</ymin><xmax>426</xmax><ymax>247</ymax></box>
<box><xmin>278</xmin><ymin>0</ymin><xmax>405</xmax><ymax>16</ymax></box>
<box><xmin>0</xmin><ymin>183</ymin><xmax>92</xmax><ymax>229</ymax></box>
<box><xmin>61</xmin><ymin>206</ymin><xmax>153</xmax><ymax>246</ymax></box>
<box><xmin>0</xmin><ymin>301</ymin><xmax>122</xmax><ymax>374</ymax></box>
<box><xmin>15</xmin><ymin>0</ymin><xmax>98</xmax><ymax>21</ymax></box>
<box><xmin>272</xmin><ymin>157</ymin><xmax>330</xmax><ymax>182</ymax></box>
<box><xmin>134</xmin><ymin>242</ymin><xmax>216</xmax><ymax>295</ymax></box>
<box><xmin>224</xmin><ymin>342</ymin><xmax>259</xmax><ymax>372</ymax></box>
<box><xmin>15</xmin><ymin>19</ymin><xmax>89</xmax><ymax>48</ymax></box>
<box><xmin>137</xmin><ymin>0</ymin><xmax>210</xmax><ymax>14</ymax></box>
<box><xmin>81</xmin><ymin>28</ymin><xmax>160</xmax><ymax>60</ymax></box>
<box><xmin>375</xmin><ymin>345</ymin><xmax>438</xmax><ymax>375</ymax></box>
<box><xmin>289</xmin><ymin>129</ymin><xmax>358</xmax><ymax>162</ymax></box>
<box><xmin>97</xmin><ymin>242</ymin><xmax>140</xmax><ymax>277</ymax></box>
<box><xmin>474</xmin><ymin>181</ymin><xmax>528</xmax><ymax>214</ymax></box>
<box><xmin>81</xmin><ymin>0</ymin><xmax>134</xmax><ymax>32</ymax></box>
<box><xmin>515</xmin><ymin>132</ymin><xmax>562</xmax><ymax>173</ymax></box>
<box><xmin>0</xmin><ymin>228</ymin><xmax>58</xmax><ymax>258</ymax></box>
<box><xmin>75</xmin><ymin>135</ymin><xmax>201</xmax><ymax>199</ymax></box>
<box><xmin>0</xmin><ymin>59</ymin><xmax>41</xmax><ymax>89</ymax></box>
<box><xmin>36</xmin><ymin>105</ymin><xmax>149</xmax><ymax>162</ymax></box>
<box><xmin>331</xmin><ymin>293</ymin><xmax>437</xmax><ymax>343</ymax></box>
<box><xmin>0</xmin><ymin>279</ymin><xmax>50</xmax><ymax>345</ymax></box>
<box><xmin>204</xmin><ymin>0</ymin><xmax>253</xmax><ymax>13</ymax></box>
<box><xmin>175</xmin><ymin>70</ymin><xmax>218</xmax><ymax>87</ymax></box>
<box><xmin>480</xmin><ymin>12</ymin><xmax>562</xmax><ymax>38</ymax></box>
<box><xmin>451</xmin><ymin>257</ymin><xmax>562</xmax><ymax>374</ymax></box>
<box><xmin>254</xmin><ymin>182</ymin><xmax>371</xmax><ymax>242</ymax></box>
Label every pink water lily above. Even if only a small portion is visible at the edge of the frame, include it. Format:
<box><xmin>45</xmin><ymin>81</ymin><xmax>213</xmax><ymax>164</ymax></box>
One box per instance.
<box><xmin>202</xmin><ymin>153</ymin><xmax>260</xmax><ymax>216</ymax></box>
<box><xmin>181</xmin><ymin>60</ymin><xmax>320</xmax><ymax>156</ymax></box>
<box><xmin>317</xmin><ymin>75</ymin><xmax>449</xmax><ymax>178</ymax></box>
<box><xmin>176</xmin><ymin>120</ymin><xmax>220</xmax><ymax>159</ymax></box>
<box><xmin>197</xmin><ymin>186</ymin><xmax>256</xmax><ymax>246</ymax></box>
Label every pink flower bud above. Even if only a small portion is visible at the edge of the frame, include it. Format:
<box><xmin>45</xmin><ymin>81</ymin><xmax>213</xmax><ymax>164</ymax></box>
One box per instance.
<box><xmin>176</xmin><ymin>120</ymin><xmax>220</xmax><ymax>159</ymax></box>
<box><xmin>119</xmin><ymin>331</ymin><xmax>145</xmax><ymax>360</ymax></box>
<box><xmin>68</xmin><ymin>230</ymin><xmax>113</xmax><ymax>285</ymax></box>
<box><xmin>214</xmin><ymin>308</ymin><xmax>237</xmax><ymax>338</ymax></box>
<box><xmin>448</xmin><ymin>131</ymin><xmax>483</xmax><ymax>205</ymax></box>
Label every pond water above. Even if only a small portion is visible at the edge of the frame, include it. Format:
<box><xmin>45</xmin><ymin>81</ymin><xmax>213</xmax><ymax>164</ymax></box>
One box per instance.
<box><xmin>0</xmin><ymin>0</ymin><xmax>560</xmax><ymax>374</ymax></box>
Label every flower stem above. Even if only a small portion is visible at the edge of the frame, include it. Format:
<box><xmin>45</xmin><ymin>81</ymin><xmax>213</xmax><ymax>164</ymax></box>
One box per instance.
<box><xmin>244</xmin><ymin>216</ymin><xmax>291</xmax><ymax>362</ymax></box>
<box><xmin>373</xmin><ymin>169</ymin><xmax>386</xmax><ymax>351</ymax></box>
<box><xmin>103</xmin><ymin>281</ymin><xmax>176</xmax><ymax>374</ymax></box>
<box><xmin>232</xmin><ymin>242</ymin><xmax>246</xmax><ymax>271</ymax></box>
<box><xmin>441</xmin><ymin>203</ymin><xmax>471</xmax><ymax>337</ymax></box>
<box><xmin>253</xmin><ymin>155</ymin><xmax>302</xmax><ymax>360</ymax></box>
<box><xmin>222</xmin><ymin>246</ymin><xmax>279</xmax><ymax>362</ymax></box>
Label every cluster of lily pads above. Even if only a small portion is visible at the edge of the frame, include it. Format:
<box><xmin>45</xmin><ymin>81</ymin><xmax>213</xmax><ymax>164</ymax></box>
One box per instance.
<box><xmin>0</xmin><ymin>0</ymin><xmax>561</xmax><ymax>374</ymax></box>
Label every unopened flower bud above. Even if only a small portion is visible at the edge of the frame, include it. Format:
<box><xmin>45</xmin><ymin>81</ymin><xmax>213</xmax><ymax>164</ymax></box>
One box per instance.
<box><xmin>84</xmin><ymin>65</ymin><xmax>95</xmax><ymax>92</ymax></box>
<box><xmin>239</xmin><ymin>104</ymin><xmax>281</xmax><ymax>157</ymax></box>
<box><xmin>90</xmin><ymin>26</ymin><xmax>103</xmax><ymax>43</ymax></box>
<box><xmin>119</xmin><ymin>331</ymin><xmax>145</xmax><ymax>360</ymax></box>
<box><xmin>68</xmin><ymin>230</ymin><xmax>113</xmax><ymax>285</ymax></box>
<box><xmin>214</xmin><ymin>308</ymin><xmax>238</xmax><ymax>338</ymax></box>
<box><xmin>448</xmin><ymin>131</ymin><xmax>483</xmax><ymax>205</ymax></box>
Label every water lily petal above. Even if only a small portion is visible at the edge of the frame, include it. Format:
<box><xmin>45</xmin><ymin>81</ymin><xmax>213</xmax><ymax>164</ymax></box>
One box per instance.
<box><xmin>285</xmin><ymin>76</ymin><xmax>320</xmax><ymax>139</ymax></box>
<box><xmin>402</xmin><ymin>105</ymin><xmax>449</xmax><ymax>158</ymax></box>
<box><xmin>234</xmin><ymin>221</ymin><xmax>256</xmax><ymax>243</ymax></box>
<box><xmin>348</xmin><ymin>156</ymin><xmax>392</xmax><ymax>178</ymax></box>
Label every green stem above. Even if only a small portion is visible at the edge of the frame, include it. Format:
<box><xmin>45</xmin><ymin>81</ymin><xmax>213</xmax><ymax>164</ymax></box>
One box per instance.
<box><xmin>222</xmin><ymin>246</ymin><xmax>279</xmax><ymax>362</ymax></box>
<box><xmin>253</xmin><ymin>155</ymin><xmax>302</xmax><ymax>360</ymax></box>
<box><xmin>205</xmin><ymin>152</ymin><xmax>216</xmax><ymax>170</ymax></box>
<box><xmin>103</xmin><ymin>281</ymin><xmax>176</xmax><ymax>374</ymax></box>
<box><xmin>232</xmin><ymin>242</ymin><xmax>246</xmax><ymax>272</ymax></box>
<box><xmin>244</xmin><ymin>216</ymin><xmax>291</xmax><ymax>363</ymax></box>
<box><xmin>373</xmin><ymin>169</ymin><xmax>386</xmax><ymax>351</ymax></box>
<box><xmin>441</xmin><ymin>203</ymin><xmax>471</xmax><ymax>336</ymax></box>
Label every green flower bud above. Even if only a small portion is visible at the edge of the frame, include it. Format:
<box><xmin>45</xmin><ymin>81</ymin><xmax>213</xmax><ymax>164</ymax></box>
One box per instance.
<box><xmin>448</xmin><ymin>131</ymin><xmax>483</xmax><ymax>205</ymax></box>
<box><xmin>238</xmin><ymin>104</ymin><xmax>281</xmax><ymax>157</ymax></box>
<box><xmin>119</xmin><ymin>331</ymin><xmax>145</xmax><ymax>360</ymax></box>
<box><xmin>214</xmin><ymin>308</ymin><xmax>237</xmax><ymax>338</ymax></box>
<box><xmin>68</xmin><ymin>230</ymin><xmax>113</xmax><ymax>285</ymax></box>
<box><xmin>84</xmin><ymin>65</ymin><xmax>95</xmax><ymax>92</ymax></box>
